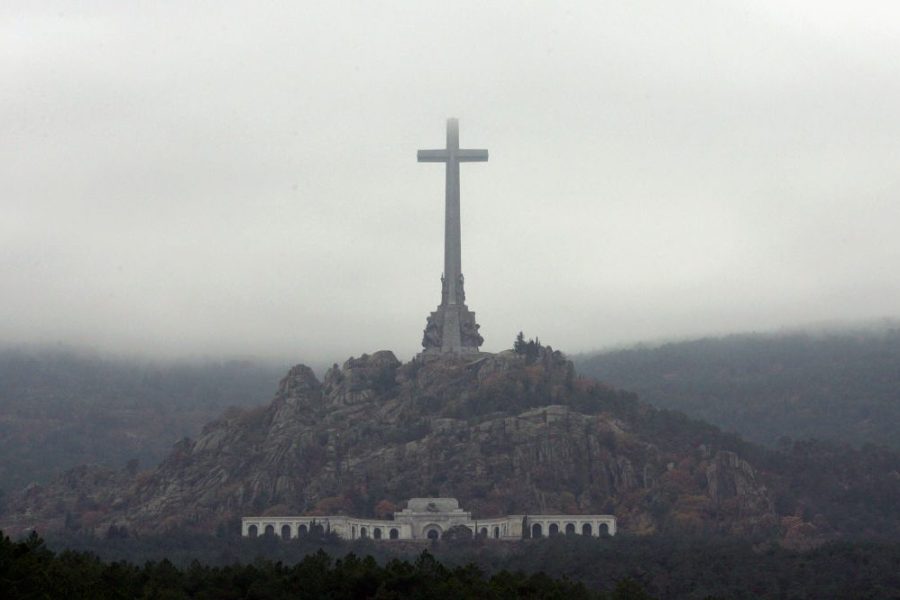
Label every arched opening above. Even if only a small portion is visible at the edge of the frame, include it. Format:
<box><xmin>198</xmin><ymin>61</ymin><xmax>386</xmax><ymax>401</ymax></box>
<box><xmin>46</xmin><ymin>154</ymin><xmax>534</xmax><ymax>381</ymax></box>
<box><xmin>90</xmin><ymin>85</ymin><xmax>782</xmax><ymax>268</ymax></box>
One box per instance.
<box><xmin>565</xmin><ymin>523</ymin><xmax>576</xmax><ymax>535</ymax></box>
<box><xmin>424</xmin><ymin>524</ymin><xmax>442</xmax><ymax>541</ymax></box>
<box><xmin>479</xmin><ymin>527</ymin><xmax>488</xmax><ymax>537</ymax></box>
<box><xmin>373</xmin><ymin>528</ymin><xmax>382</xmax><ymax>540</ymax></box>
<box><xmin>389</xmin><ymin>528</ymin><xmax>399</xmax><ymax>540</ymax></box>
<box><xmin>582</xmin><ymin>523</ymin><xmax>592</xmax><ymax>536</ymax></box>
<box><xmin>493</xmin><ymin>526</ymin><xmax>500</xmax><ymax>539</ymax></box>
<box><xmin>599</xmin><ymin>522</ymin><xmax>610</xmax><ymax>536</ymax></box>
<box><xmin>351</xmin><ymin>525</ymin><xmax>356</xmax><ymax>538</ymax></box>
<box><xmin>360</xmin><ymin>527</ymin><xmax>368</xmax><ymax>538</ymax></box>
<box><xmin>298</xmin><ymin>524</ymin><xmax>308</xmax><ymax>536</ymax></box>
<box><xmin>312</xmin><ymin>524</ymin><xmax>325</xmax><ymax>536</ymax></box>
<box><xmin>531</xmin><ymin>523</ymin><xmax>543</xmax><ymax>538</ymax></box>
<box><xmin>549</xmin><ymin>523</ymin><xmax>559</xmax><ymax>536</ymax></box>
<box><xmin>281</xmin><ymin>524</ymin><xmax>291</xmax><ymax>540</ymax></box>
<box><xmin>264</xmin><ymin>525</ymin><xmax>275</xmax><ymax>537</ymax></box>
<box><xmin>248</xmin><ymin>524</ymin><xmax>258</xmax><ymax>538</ymax></box>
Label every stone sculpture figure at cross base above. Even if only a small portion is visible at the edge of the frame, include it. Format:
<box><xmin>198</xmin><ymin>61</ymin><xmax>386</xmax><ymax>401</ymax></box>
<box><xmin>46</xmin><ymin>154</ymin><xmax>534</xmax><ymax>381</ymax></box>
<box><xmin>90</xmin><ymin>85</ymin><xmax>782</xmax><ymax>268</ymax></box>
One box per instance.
<box><xmin>418</xmin><ymin>118</ymin><xmax>487</xmax><ymax>355</ymax></box>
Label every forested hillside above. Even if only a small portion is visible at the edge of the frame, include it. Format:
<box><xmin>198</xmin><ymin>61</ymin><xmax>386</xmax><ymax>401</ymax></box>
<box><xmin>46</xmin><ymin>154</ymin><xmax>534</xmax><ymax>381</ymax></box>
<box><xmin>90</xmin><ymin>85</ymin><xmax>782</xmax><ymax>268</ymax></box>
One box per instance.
<box><xmin>0</xmin><ymin>348</ymin><xmax>287</xmax><ymax>492</ymax></box>
<box><xmin>575</xmin><ymin>329</ymin><xmax>900</xmax><ymax>449</ymax></box>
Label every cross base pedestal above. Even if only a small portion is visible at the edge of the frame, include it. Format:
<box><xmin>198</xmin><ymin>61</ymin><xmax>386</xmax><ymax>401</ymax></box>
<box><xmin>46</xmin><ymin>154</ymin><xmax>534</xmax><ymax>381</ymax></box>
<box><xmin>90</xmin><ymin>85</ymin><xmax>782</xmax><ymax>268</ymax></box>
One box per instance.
<box><xmin>421</xmin><ymin>303</ymin><xmax>483</xmax><ymax>355</ymax></box>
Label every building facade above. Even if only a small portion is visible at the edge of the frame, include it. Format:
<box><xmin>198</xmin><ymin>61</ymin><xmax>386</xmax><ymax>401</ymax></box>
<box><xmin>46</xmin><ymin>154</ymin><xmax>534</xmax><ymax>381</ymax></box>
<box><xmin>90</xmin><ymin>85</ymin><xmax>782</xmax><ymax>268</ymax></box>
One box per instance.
<box><xmin>242</xmin><ymin>497</ymin><xmax>616</xmax><ymax>541</ymax></box>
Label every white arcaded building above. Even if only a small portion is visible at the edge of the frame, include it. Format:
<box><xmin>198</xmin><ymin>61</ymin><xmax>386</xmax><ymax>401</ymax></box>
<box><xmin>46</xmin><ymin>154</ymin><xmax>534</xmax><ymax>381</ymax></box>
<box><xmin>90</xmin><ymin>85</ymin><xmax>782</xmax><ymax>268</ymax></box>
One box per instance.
<box><xmin>242</xmin><ymin>497</ymin><xmax>616</xmax><ymax>541</ymax></box>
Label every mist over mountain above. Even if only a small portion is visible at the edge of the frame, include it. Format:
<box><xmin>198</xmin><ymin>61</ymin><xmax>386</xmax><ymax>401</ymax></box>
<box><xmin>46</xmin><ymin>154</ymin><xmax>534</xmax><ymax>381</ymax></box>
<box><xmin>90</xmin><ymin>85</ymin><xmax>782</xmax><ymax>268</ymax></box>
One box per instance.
<box><xmin>575</xmin><ymin>327</ymin><xmax>900</xmax><ymax>449</ymax></box>
<box><xmin>0</xmin><ymin>347</ymin><xmax>290</xmax><ymax>491</ymax></box>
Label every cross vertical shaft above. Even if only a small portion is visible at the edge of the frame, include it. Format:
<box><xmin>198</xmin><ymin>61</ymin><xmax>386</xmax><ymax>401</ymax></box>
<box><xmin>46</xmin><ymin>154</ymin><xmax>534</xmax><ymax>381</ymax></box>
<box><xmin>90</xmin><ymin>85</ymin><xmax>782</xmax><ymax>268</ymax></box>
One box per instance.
<box><xmin>417</xmin><ymin>118</ymin><xmax>488</xmax><ymax>306</ymax></box>
<box><xmin>417</xmin><ymin>118</ymin><xmax>488</xmax><ymax>354</ymax></box>
<box><xmin>444</xmin><ymin>119</ymin><xmax>462</xmax><ymax>305</ymax></box>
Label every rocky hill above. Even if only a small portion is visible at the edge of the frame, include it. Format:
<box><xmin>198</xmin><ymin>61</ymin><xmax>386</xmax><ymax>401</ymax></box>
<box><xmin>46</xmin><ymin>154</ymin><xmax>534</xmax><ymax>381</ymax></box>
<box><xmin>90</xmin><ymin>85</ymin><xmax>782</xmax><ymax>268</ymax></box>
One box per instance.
<box><xmin>3</xmin><ymin>345</ymin><xmax>896</xmax><ymax>545</ymax></box>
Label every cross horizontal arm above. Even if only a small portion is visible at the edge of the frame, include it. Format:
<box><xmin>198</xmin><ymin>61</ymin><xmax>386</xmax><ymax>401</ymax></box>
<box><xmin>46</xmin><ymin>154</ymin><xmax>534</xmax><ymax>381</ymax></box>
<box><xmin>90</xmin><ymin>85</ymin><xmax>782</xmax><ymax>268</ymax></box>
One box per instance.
<box><xmin>417</xmin><ymin>149</ymin><xmax>450</xmax><ymax>162</ymax></box>
<box><xmin>457</xmin><ymin>149</ymin><xmax>489</xmax><ymax>162</ymax></box>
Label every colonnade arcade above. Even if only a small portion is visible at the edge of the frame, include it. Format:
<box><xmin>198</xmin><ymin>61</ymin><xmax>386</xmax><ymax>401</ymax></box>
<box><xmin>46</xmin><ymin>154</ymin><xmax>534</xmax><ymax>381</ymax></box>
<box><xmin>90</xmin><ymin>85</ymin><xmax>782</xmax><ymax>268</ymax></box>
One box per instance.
<box><xmin>523</xmin><ymin>515</ymin><xmax>616</xmax><ymax>538</ymax></box>
<box><xmin>242</xmin><ymin>514</ymin><xmax>616</xmax><ymax>541</ymax></box>
<box><xmin>242</xmin><ymin>499</ymin><xmax>617</xmax><ymax>542</ymax></box>
<box><xmin>243</xmin><ymin>519</ymin><xmax>329</xmax><ymax>540</ymax></box>
<box><xmin>241</xmin><ymin>517</ymin><xmax>413</xmax><ymax>541</ymax></box>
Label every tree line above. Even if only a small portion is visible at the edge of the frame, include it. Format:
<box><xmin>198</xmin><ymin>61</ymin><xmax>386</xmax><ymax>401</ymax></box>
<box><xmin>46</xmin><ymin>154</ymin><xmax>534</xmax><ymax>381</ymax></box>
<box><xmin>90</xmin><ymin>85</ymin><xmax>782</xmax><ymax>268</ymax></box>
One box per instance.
<box><xmin>1</xmin><ymin>530</ymin><xmax>655</xmax><ymax>599</ymax></box>
<box><xmin>29</xmin><ymin>528</ymin><xmax>900</xmax><ymax>599</ymax></box>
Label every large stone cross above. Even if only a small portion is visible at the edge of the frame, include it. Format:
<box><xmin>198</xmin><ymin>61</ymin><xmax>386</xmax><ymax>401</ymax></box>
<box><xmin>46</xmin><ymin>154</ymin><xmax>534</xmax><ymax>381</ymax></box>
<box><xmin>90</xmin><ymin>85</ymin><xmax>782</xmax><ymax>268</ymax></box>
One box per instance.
<box><xmin>417</xmin><ymin>118</ymin><xmax>488</xmax><ymax>307</ymax></box>
<box><xmin>417</xmin><ymin>118</ymin><xmax>488</xmax><ymax>355</ymax></box>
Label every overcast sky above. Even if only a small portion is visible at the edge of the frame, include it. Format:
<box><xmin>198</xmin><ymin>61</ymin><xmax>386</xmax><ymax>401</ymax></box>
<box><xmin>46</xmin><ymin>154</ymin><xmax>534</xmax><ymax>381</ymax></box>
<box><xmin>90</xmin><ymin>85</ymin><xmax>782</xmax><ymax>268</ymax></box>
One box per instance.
<box><xmin>3</xmin><ymin>1</ymin><xmax>899</xmax><ymax>363</ymax></box>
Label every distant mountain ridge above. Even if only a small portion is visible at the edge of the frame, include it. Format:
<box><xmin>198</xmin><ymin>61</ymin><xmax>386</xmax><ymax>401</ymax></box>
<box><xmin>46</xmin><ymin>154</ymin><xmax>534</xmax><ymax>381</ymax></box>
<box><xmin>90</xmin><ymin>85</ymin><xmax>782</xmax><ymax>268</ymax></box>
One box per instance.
<box><xmin>0</xmin><ymin>348</ymin><xmax>287</xmax><ymax>491</ymax></box>
<box><xmin>575</xmin><ymin>329</ymin><xmax>900</xmax><ymax>449</ymax></box>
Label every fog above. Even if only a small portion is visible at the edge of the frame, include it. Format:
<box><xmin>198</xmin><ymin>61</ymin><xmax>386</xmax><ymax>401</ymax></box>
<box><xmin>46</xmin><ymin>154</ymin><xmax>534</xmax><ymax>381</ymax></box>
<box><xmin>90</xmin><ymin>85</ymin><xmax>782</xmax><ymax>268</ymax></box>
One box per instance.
<box><xmin>3</xmin><ymin>1</ymin><xmax>900</xmax><ymax>363</ymax></box>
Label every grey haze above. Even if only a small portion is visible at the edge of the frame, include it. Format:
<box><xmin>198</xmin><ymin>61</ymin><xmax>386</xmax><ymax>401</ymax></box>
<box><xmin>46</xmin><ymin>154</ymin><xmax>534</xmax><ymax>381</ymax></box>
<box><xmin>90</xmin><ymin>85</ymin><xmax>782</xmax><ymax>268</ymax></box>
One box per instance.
<box><xmin>2</xmin><ymin>1</ymin><xmax>899</xmax><ymax>362</ymax></box>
